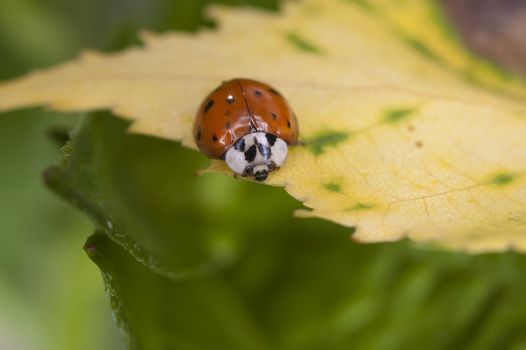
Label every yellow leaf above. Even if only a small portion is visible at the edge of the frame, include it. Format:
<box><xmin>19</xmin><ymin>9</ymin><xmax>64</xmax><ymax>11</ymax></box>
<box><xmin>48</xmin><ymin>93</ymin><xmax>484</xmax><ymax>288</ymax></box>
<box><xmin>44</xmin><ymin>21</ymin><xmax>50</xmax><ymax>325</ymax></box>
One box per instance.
<box><xmin>1</xmin><ymin>0</ymin><xmax>526</xmax><ymax>252</ymax></box>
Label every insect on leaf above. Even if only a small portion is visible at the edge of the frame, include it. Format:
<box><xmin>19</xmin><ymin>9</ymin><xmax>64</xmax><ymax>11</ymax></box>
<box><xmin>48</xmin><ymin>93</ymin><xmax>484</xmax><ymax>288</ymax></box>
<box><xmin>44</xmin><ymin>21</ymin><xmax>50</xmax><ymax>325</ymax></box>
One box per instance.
<box><xmin>1</xmin><ymin>0</ymin><xmax>526</xmax><ymax>252</ymax></box>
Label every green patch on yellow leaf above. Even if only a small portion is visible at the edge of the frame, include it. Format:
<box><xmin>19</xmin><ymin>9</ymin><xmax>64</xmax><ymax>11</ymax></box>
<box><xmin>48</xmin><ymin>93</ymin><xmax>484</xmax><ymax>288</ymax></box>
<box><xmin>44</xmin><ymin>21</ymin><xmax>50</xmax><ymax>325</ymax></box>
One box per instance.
<box><xmin>349</xmin><ymin>203</ymin><xmax>376</xmax><ymax>211</ymax></box>
<box><xmin>403</xmin><ymin>36</ymin><xmax>441</xmax><ymax>63</ymax></box>
<box><xmin>0</xmin><ymin>0</ymin><xmax>526</xmax><ymax>252</ymax></box>
<box><xmin>383</xmin><ymin>107</ymin><xmax>417</xmax><ymax>124</ymax></box>
<box><xmin>345</xmin><ymin>0</ymin><xmax>376</xmax><ymax>12</ymax></box>
<box><xmin>324</xmin><ymin>181</ymin><xmax>342</xmax><ymax>193</ymax></box>
<box><xmin>285</xmin><ymin>32</ymin><xmax>323</xmax><ymax>54</ymax></box>
<box><xmin>303</xmin><ymin>130</ymin><xmax>350</xmax><ymax>156</ymax></box>
<box><xmin>491</xmin><ymin>173</ymin><xmax>516</xmax><ymax>186</ymax></box>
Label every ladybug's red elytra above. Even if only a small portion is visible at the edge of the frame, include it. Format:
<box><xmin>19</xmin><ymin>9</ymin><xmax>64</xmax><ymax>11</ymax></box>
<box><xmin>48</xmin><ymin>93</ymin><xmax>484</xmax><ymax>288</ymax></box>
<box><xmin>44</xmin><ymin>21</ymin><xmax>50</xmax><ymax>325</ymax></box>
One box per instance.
<box><xmin>193</xmin><ymin>78</ymin><xmax>299</xmax><ymax>181</ymax></box>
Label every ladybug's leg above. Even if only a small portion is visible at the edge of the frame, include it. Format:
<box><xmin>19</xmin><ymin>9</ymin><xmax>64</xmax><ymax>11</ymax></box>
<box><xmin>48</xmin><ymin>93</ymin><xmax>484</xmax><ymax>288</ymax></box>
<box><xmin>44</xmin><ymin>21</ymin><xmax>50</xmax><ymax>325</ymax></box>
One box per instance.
<box><xmin>233</xmin><ymin>173</ymin><xmax>248</xmax><ymax>180</ymax></box>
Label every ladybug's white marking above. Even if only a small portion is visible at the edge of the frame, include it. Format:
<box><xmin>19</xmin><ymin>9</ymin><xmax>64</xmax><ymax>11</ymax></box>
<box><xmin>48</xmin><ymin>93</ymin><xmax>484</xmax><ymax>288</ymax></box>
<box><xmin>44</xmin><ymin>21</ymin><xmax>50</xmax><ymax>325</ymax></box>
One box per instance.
<box><xmin>225</xmin><ymin>132</ymin><xmax>288</xmax><ymax>181</ymax></box>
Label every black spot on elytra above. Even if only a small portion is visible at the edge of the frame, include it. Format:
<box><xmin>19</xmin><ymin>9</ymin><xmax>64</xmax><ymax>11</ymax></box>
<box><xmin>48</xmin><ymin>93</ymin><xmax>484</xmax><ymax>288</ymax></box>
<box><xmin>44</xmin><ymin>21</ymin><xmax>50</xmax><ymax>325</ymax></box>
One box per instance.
<box><xmin>269</xmin><ymin>88</ymin><xmax>282</xmax><ymax>97</ymax></box>
<box><xmin>287</xmin><ymin>120</ymin><xmax>291</xmax><ymax>128</ymax></box>
<box><xmin>204</xmin><ymin>99</ymin><xmax>214</xmax><ymax>113</ymax></box>
<box><xmin>225</xmin><ymin>121</ymin><xmax>231</xmax><ymax>129</ymax></box>
<box><xmin>234</xmin><ymin>138</ymin><xmax>245</xmax><ymax>152</ymax></box>
<box><xmin>255</xmin><ymin>90</ymin><xmax>263</xmax><ymax>97</ymax></box>
<box><xmin>271</xmin><ymin>112</ymin><xmax>278</xmax><ymax>120</ymax></box>
<box><xmin>245</xmin><ymin>145</ymin><xmax>257</xmax><ymax>162</ymax></box>
<box><xmin>258</xmin><ymin>142</ymin><xmax>271</xmax><ymax>159</ymax></box>
<box><xmin>195</xmin><ymin>128</ymin><xmax>201</xmax><ymax>141</ymax></box>
<box><xmin>212</xmin><ymin>134</ymin><xmax>218</xmax><ymax>142</ymax></box>
<box><xmin>266</xmin><ymin>133</ymin><xmax>277</xmax><ymax>146</ymax></box>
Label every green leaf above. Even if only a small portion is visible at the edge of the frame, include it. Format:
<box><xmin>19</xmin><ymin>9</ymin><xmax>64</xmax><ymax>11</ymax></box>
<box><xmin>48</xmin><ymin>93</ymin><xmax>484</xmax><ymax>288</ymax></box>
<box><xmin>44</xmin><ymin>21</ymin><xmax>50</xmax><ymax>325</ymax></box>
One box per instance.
<box><xmin>44</xmin><ymin>112</ymin><xmax>303</xmax><ymax>279</ymax></box>
<box><xmin>67</xmin><ymin>113</ymin><xmax>526</xmax><ymax>349</ymax></box>
<box><xmin>83</xmin><ymin>203</ymin><xmax>526</xmax><ymax>349</ymax></box>
<box><xmin>85</xmin><ymin>232</ymin><xmax>269</xmax><ymax>350</ymax></box>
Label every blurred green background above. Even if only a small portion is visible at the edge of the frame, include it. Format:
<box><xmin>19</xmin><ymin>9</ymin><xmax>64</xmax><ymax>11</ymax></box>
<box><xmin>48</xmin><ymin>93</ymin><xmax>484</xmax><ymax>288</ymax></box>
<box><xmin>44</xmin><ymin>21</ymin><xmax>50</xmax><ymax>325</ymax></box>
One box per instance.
<box><xmin>2</xmin><ymin>1</ymin><xmax>526</xmax><ymax>350</ymax></box>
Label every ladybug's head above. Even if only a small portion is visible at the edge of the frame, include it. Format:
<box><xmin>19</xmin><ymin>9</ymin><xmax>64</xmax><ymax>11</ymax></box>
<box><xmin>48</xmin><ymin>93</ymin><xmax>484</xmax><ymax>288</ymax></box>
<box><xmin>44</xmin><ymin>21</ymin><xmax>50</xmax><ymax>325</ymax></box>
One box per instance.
<box><xmin>252</xmin><ymin>164</ymin><xmax>273</xmax><ymax>182</ymax></box>
<box><xmin>225</xmin><ymin>132</ymin><xmax>288</xmax><ymax>182</ymax></box>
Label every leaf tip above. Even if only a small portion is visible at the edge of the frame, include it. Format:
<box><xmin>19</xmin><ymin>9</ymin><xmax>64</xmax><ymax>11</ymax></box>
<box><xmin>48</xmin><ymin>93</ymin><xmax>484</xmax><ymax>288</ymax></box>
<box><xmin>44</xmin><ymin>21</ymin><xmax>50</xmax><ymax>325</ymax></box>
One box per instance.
<box><xmin>42</xmin><ymin>166</ymin><xmax>62</xmax><ymax>189</ymax></box>
<box><xmin>83</xmin><ymin>233</ymin><xmax>108</xmax><ymax>266</ymax></box>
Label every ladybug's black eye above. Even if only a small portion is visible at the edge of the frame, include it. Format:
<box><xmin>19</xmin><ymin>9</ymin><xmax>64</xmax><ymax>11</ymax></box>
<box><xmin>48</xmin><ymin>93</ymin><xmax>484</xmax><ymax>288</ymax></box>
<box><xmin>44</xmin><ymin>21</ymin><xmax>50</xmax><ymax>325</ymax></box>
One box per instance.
<box><xmin>234</xmin><ymin>138</ymin><xmax>245</xmax><ymax>152</ymax></box>
<box><xmin>266</xmin><ymin>133</ymin><xmax>277</xmax><ymax>146</ymax></box>
<box><xmin>244</xmin><ymin>145</ymin><xmax>257</xmax><ymax>162</ymax></box>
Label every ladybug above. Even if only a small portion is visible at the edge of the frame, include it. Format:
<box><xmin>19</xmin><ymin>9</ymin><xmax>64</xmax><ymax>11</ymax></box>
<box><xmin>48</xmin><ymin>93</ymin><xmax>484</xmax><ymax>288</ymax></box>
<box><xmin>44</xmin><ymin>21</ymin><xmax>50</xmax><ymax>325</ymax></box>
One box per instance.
<box><xmin>194</xmin><ymin>78</ymin><xmax>299</xmax><ymax>181</ymax></box>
